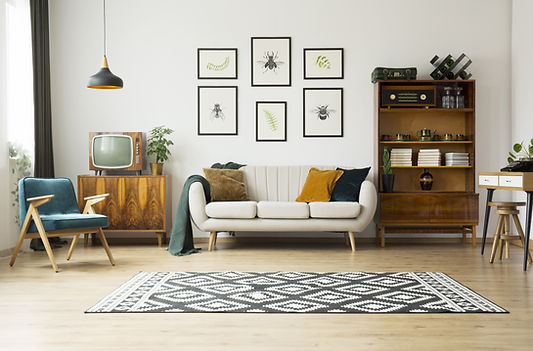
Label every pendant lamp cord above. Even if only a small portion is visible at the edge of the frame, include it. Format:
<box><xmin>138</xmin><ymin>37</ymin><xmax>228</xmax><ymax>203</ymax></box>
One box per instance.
<box><xmin>103</xmin><ymin>0</ymin><xmax>107</xmax><ymax>56</ymax></box>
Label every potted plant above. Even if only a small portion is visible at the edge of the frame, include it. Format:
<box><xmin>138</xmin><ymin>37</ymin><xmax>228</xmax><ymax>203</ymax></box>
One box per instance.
<box><xmin>507</xmin><ymin>138</ymin><xmax>533</xmax><ymax>163</ymax></box>
<box><xmin>382</xmin><ymin>148</ymin><xmax>394</xmax><ymax>193</ymax></box>
<box><xmin>147</xmin><ymin>126</ymin><xmax>174</xmax><ymax>175</ymax></box>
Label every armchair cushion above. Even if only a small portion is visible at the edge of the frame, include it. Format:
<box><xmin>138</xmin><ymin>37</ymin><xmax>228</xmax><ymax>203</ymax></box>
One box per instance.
<box><xmin>27</xmin><ymin>213</ymin><xmax>109</xmax><ymax>233</ymax></box>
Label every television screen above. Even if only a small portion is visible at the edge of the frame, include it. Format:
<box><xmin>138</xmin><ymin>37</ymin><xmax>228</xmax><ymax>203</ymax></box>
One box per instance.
<box><xmin>92</xmin><ymin>135</ymin><xmax>133</xmax><ymax>168</ymax></box>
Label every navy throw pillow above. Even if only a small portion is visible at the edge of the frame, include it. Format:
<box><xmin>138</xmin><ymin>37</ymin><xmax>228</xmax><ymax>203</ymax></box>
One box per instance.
<box><xmin>330</xmin><ymin>167</ymin><xmax>371</xmax><ymax>202</ymax></box>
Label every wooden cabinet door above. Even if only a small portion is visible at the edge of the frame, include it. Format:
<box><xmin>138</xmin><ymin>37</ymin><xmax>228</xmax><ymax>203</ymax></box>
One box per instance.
<box><xmin>78</xmin><ymin>176</ymin><xmax>166</xmax><ymax>231</ymax></box>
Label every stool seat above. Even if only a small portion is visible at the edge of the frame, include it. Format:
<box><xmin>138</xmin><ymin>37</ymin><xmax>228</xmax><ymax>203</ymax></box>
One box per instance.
<box><xmin>488</xmin><ymin>201</ymin><xmax>526</xmax><ymax>207</ymax></box>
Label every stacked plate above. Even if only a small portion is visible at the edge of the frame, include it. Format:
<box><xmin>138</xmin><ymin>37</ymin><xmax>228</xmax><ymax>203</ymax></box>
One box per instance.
<box><xmin>418</xmin><ymin>149</ymin><xmax>441</xmax><ymax>166</ymax></box>
<box><xmin>391</xmin><ymin>148</ymin><xmax>413</xmax><ymax>167</ymax></box>
<box><xmin>445</xmin><ymin>152</ymin><xmax>469</xmax><ymax>166</ymax></box>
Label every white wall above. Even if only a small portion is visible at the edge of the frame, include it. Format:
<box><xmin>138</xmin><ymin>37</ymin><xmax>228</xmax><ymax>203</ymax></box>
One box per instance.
<box><xmin>511</xmin><ymin>0</ymin><xmax>533</xmax><ymax>225</ymax></box>
<box><xmin>48</xmin><ymin>0</ymin><xmax>512</xmax><ymax>238</ymax></box>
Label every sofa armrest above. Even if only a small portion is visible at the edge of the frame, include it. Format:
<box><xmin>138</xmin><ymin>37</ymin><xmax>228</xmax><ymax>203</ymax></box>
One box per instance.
<box><xmin>189</xmin><ymin>181</ymin><xmax>209</xmax><ymax>230</ymax></box>
<box><xmin>355</xmin><ymin>180</ymin><xmax>378</xmax><ymax>228</ymax></box>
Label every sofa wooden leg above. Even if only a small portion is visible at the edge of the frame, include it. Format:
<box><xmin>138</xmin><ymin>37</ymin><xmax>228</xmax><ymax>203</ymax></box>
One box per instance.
<box><xmin>348</xmin><ymin>231</ymin><xmax>356</xmax><ymax>252</ymax></box>
<box><xmin>208</xmin><ymin>232</ymin><xmax>217</xmax><ymax>251</ymax></box>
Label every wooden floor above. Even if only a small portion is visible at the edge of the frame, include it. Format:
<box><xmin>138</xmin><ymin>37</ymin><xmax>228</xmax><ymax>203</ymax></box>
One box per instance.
<box><xmin>0</xmin><ymin>237</ymin><xmax>532</xmax><ymax>351</ymax></box>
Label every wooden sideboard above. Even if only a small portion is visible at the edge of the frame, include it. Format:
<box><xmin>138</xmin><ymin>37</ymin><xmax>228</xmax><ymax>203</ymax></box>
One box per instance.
<box><xmin>77</xmin><ymin>175</ymin><xmax>169</xmax><ymax>246</ymax></box>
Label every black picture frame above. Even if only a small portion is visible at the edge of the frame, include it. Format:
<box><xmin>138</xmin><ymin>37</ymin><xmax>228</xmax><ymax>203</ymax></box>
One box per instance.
<box><xmin>303</xmin><ymin>88</ymin><xmax>343</xmax><ymax>138</ymax></box>
<box><xmin>251</xmin><ymin>37</ymin><xmax>292</xmax><ymax>87</ymax></box>
<box><xmin>197</xmin><ymin>86</ymin><xmax>238</xmax><ymax>136</ymax></box>
<box><xmin>197</xmin><ymin>48</ymin><xmax>238</xmax><ymax>79</ymax></box>
<box><xmin>303</xmin><ymin>48</ymin><xmax>344</xmax><ymax>79</ymax></box>
<box><xmin>255</xmin><ymin>101</ymin><xmax>287</xmax><ymax>142</ymax></box>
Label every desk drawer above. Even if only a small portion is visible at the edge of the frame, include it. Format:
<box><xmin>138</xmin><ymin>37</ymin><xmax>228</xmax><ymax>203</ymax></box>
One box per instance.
<box><xmin>479</xmin><ymin>175</ymin><xmax>498</xmax><ymax>186</ymax></box>
<box><xmin>499</xmin><ymin>175</ymin><xmax>523</xmax><ymax>188</ymax></box>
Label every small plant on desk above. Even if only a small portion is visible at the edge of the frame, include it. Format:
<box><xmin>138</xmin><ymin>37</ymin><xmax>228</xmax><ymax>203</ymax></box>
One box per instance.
<box><xmin>508</xmin><ymin>138</ymin><xmax>533</xmax><ymax>163</ymax></box>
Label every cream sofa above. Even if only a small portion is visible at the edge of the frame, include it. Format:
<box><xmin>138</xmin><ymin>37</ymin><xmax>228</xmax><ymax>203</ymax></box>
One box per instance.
<box><xmin>189</xmin><ymin>165</ymin><xmax>377</xmax><ymax>252</ymax></box>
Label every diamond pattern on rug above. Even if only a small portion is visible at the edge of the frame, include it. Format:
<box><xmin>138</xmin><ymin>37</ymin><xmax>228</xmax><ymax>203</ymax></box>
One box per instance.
<box><xmin>86</xmin><ymin>272</ymin><xmax>508</xmax><ymax>313</ymax></box>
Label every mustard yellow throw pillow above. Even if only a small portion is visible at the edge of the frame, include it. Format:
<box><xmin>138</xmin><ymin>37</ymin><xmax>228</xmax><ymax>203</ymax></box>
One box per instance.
<box><xmin>296</xmin><ymin>168</ymin><xmax>344</xmax><ymax>202</ymax></box>
<box><xmin>203</xmin><ymin>168</ymin><xmax>250</xmax><ymax>201</ymax></box>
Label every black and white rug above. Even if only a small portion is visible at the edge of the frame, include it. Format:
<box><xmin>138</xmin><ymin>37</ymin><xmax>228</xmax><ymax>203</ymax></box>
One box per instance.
<box><xmin>86</xmin><ymin>272</ymin><xmax>507</xmax><ymax>313</ymax></box>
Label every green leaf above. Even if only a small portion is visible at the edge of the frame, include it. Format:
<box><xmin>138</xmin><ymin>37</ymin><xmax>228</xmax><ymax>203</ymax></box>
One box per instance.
<box><xmin>263</xmin><ymin>109</ymin><xmax>279</xmax><ymax>131</ymax></box>
<box><xmin>513</xmin><ymin>143</ymin><xmax>522</xmax><ymax>152</ymax></box>
<box><xmin>508</xmin><ymin>157</ymin><xmax>514</xmax><ymax>164</ymax></box>
<box><xmin>508</xmin><ymin>152</ymin><xmax>515</xmax><ymax>159</ymax></box>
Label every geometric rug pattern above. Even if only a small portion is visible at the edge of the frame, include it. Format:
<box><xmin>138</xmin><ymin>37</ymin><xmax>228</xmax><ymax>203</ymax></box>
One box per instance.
<box><xmin>86</xmin><ymin>272</ymin><xmax>507</xmax><ymax>313</ymax></box>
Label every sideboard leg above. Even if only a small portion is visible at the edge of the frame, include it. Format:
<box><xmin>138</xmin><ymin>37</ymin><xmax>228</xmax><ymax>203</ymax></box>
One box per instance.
<box><xmin>471</xmin><ymin>225</ymin><xmax>477</xmax><ymax>247</ymax></box>
<box><xmin>157</xmin><ymin>233</ymin><xmax>163</xmax><ymax>247</ymax></box>
<box><xmin>380</xmin><ymin>226</ymin><xmax>386</xmax><ymax>248</ymax></box>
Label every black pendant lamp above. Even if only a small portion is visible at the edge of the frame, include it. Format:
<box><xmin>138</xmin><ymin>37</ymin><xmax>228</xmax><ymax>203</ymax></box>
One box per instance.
<box><xmin>87</xmin><ymin>0</ymin><xmax>123</xmax><ymax>89</ymax></box>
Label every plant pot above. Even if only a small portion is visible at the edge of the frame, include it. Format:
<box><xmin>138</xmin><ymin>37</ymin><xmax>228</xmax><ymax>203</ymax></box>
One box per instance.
<box><xmin>382</xmin><ymin>174</ymin><xmax>394</xmax><ymax>193</ymax></box>
<box><xmin>150</xmin><ymin>163</ymin><xmax>163</xmax><ymax>175</ymax></box>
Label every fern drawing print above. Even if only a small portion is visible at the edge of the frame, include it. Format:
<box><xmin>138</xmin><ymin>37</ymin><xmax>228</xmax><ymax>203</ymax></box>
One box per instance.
<box><xmin>263</xmin><ymin>109</ymin><xmax>279</xmax><ymax>131</ymax></box>
<box><xmin>206</xmin><ymin>57</ymin><xmax>230</xmax><ymax>71</ymax></box>
<box><xmin>315</xmin><ymin>55</ymin><xmax>331</xmax><ymax>69</ymax></box>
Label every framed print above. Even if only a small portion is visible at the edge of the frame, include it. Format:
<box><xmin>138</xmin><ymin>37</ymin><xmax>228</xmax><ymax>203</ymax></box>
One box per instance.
<box><xmin>303</xmin><ymin>48</ymin><xmax>344</xmax><ymax>79</ymax></box>
<box><xmin>303</xmin><ymin>88</ymin><xmax>343</xmax><ymax>137</ymax></box>
<box><xmin>251</xmin><ymin>37</ymin><xmax>291</xmax><ymax>87</ymax></box>
<box><xmin>198</xmin><ymin>86</ymin><xmax>238</xmax><ymax>135</ymax></box>
<box><xmin>197</xmin><ymin>48</ymin><xmax>238</xmax><ymax>79</ymax></box>
<box><xmin>256</xmin><ymin>101</ymin><xmax>287</xmax><ymax>142</ymax></box>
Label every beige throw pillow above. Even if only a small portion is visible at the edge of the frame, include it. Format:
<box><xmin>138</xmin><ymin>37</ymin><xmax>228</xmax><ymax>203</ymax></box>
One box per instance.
<box><xmin>203</xmin><ymin>168</ymin><xmax>250</xmax><ymax>201</ymax></box>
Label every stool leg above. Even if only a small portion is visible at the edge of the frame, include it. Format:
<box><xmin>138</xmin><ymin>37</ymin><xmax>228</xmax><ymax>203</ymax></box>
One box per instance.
<box><xmin>498</xmin><ymin>215</ymin><xmax>509</xmax><ymax>260</ymax></box>
<box><xmin>490</xmin><ymin>215</ymin><xmax>504</xmax><ymax>264</ymax></box>
<box><xmin>512</xmin><ymin>214</ymin><xmax>533</xmax><ymax>264</ymax></box>
<box><xmin>504</xmin><ymin>215</ymin><xmax>510</xmax><ymax>259</ymax></box>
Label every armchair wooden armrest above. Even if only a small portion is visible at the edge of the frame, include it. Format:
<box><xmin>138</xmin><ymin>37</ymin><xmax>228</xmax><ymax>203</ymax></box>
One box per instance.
<box><xmin>26</xmin><ymin>194</ymin><xmax>55</xmax><ymax>207</ymax></box>
<box><xmin>83</xmin><ymin>193</ymin><xmax>109</xmax><ymax>214</ymax></box>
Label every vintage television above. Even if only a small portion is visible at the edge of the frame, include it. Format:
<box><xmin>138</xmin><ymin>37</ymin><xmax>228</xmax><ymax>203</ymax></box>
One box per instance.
<box><xmin>89</xmin><ymin>132</ymin><xmax>144</xmax><ymax>173</ymax></box>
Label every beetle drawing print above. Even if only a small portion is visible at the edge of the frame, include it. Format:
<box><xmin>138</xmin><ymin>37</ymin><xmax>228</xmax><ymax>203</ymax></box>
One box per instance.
<box><xmin>210</xmin><ymin>103</ymin><xmax>225</xmax><ymax>120</ymax></box>
<box><xmin>257</xmin><ymin>51</ymin><xmax>284</xmax><ymax>73</ymax></box>
<box><xmin>313</xmin><ymin>105</ymin><xmax>335</xmax><ymax>120</ymax></box>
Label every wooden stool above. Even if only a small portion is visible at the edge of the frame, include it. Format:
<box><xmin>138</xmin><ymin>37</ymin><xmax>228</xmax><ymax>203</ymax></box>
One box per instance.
<box><xmin>488</xmin><ymin>202</ymin><xmax>533</xmax><ymax>264</ymax></box>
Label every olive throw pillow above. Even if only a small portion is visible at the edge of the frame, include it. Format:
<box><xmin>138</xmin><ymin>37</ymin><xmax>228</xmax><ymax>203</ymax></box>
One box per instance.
<box><xmin>203</xmin><ymin>168</ymin><xmax>250</xmax><ymax>201</ymax></box>
<box><xmin>296</xmin><ymin>168</ymin><xmax>344</xmax><ymax>202</ymax></box>
<box><xmin>330</xmin><ymin>167</ymin><xmax>371</xmax><ymax>202</ymax></box>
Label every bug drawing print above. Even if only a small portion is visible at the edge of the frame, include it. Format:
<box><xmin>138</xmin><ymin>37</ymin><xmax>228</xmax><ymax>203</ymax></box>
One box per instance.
<box><xmin>257</xmin><ymin>51</ymin><xmax>284</xmax><ymax>73</ymax></box>
<box><xmin>210</xmin><ymin>103</ymin><xmax>225</xmax><ymax>120</ymax></box>
<box><xmin>313</xmin><ymin>105</ymin><xmax>335</xmax><ymax>120</ymax></box>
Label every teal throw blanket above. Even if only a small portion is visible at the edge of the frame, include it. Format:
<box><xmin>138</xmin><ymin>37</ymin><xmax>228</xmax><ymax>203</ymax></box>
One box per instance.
<box><xmin>168</xmin><ymin>162</ymin><xmax>244</xmax><ymax>256</ymax></box>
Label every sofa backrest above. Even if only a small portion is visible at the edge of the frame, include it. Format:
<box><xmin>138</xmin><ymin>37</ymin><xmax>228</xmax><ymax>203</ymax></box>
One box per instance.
<box><xmin>241</xmin><ymin>165</ymin><xmax>336</xmax><ymax>202</ymax></box>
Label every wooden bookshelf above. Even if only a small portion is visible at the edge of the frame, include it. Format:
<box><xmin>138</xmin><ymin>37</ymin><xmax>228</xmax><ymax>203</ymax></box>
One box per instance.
<box><xmin>374</xmin><ymin>80</ymin><xmax>479</xmax><ymax>247</ymax></box>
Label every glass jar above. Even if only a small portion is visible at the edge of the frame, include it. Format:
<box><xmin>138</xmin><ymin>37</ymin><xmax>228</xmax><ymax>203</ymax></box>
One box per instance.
<box><xmin>442</xmin><ymin>87</ymin><xmax>455</xmax><ymax>108</ymax></box>
<box><xmin>454</xmin><ymin>86</ymin><xmax>464</xmax><ymax>108</ymax></box>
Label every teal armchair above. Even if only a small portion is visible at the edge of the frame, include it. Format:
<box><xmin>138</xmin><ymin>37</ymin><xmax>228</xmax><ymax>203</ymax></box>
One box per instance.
<box><xmin>9</xmin><ymin>177</ymin><xmax>115</xmax><ymax>272</ymax></box>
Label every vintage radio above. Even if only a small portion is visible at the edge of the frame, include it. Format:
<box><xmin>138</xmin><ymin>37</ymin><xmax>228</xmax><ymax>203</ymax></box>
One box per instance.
<box><xmin>381</xmin><ymin>85</ymin><xmax>436</xmax><ymax>107</ymax></box>
<box><xmin>371</xmin><ymin>67</ymin><xmax>417</xmax><ymax>83</ymax></box>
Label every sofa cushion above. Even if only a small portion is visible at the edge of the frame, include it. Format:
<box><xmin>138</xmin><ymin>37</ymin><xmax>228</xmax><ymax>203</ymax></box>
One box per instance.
<box><xmin>309</xmin><ymin>202</ymin><xmax>361</xmax><ymax>219</ymax></box>
<box><xmin>205</xmin><ymin>201</ymin><xmax>257</xmax><ymax>219</ymax></box>
<box><xmin>257</xmin><ymin>201</ymin><xmax>309</xmax><ymax>219</ymax></box>
<box><xmin>203</xmin><ymin>168</ymin><xmax>250</xmax><ymax>201</ymax></box>
<box><xmin>331</xmin><ymin>167</ymin><xmax>371</xmax><ymax>202</ymax></box>
<box><xmin>296</xmin><ymin>168</ymin><xmax>344</xmax><ymax>202</ymax></box>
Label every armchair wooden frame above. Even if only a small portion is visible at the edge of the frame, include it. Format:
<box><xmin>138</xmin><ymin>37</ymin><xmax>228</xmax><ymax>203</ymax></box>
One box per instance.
<box><xmin>9</xmin><ymin>193</ymin><xmax>115</xmax><ymax>272</ymax></box>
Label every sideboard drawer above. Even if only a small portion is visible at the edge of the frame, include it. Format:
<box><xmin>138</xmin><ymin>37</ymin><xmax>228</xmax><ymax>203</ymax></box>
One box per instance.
<box><xmin>479</xmin><ymin>175</ymin><xmax>498</xmax><ymax>186</ymax></box>
<box><xmin>499</xmin><ymin>175</ymin><xmax>523</xmax><ymax>188</ymax></box>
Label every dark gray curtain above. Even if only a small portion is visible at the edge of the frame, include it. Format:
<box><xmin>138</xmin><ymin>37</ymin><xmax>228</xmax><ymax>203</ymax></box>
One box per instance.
<box><xmin>30</xmin><ymin>0</ymin><xmax>54</xmax><ymax>178</ymax></box>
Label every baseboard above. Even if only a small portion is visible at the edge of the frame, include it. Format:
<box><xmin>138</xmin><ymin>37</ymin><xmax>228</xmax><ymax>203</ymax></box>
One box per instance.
<box><xmin>0</xmin><ymin>247</ymin><xmax>14</xmax><ymax>258</ymax></box>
